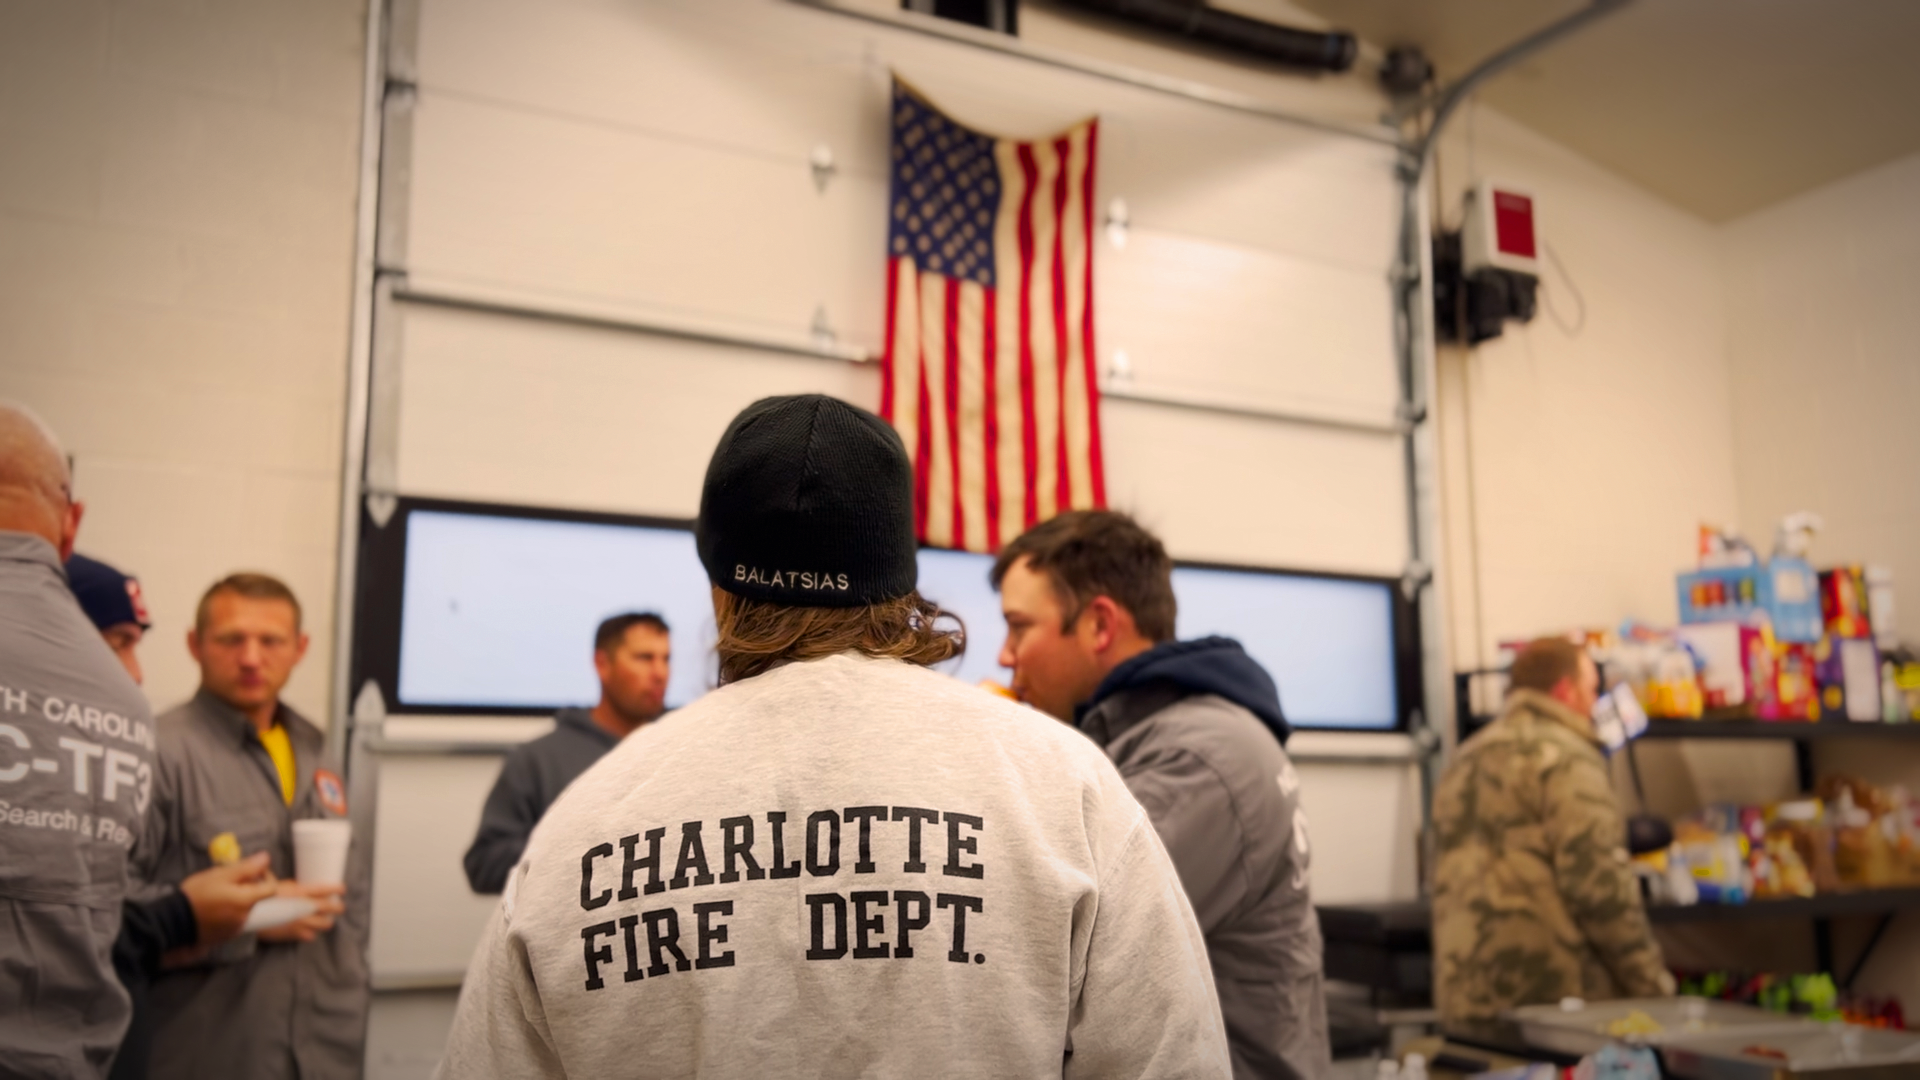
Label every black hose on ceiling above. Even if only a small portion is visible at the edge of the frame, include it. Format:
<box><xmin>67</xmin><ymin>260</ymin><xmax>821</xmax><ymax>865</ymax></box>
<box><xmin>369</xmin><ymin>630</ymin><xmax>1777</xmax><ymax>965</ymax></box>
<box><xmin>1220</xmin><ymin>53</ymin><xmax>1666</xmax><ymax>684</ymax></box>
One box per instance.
<box><xmin>1054</xmin><ymin>0</ymin><xmax>1358</xmax><ymax>73</ymax></box>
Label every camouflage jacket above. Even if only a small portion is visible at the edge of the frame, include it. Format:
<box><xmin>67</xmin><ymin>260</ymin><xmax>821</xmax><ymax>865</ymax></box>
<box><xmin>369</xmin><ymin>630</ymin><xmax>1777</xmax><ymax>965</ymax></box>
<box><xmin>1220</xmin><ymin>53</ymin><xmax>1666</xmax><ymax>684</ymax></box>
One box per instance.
<box><xmin>1431</xmin><ymin>690</ymin><xmax>1672</xmax><ymax>1023</ymax></box>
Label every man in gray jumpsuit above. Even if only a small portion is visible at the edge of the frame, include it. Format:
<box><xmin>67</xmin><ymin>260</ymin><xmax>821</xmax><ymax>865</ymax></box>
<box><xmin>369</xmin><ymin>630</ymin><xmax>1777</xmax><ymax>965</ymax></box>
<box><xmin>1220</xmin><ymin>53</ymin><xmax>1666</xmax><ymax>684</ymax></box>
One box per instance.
<box><xmin>134</xmin><ymin>574</ymin><xmax>370</xmax><ymax>1080</ymax></box>
<box><xmin>0</xmin><ymin>403</ymin><xmax>159</xmax><ymax>1079</ymax></box>
<box><xmin>995</xmin><ymin>510</ymin><xmax>1330</xmax><ymax>1080</ymax></box>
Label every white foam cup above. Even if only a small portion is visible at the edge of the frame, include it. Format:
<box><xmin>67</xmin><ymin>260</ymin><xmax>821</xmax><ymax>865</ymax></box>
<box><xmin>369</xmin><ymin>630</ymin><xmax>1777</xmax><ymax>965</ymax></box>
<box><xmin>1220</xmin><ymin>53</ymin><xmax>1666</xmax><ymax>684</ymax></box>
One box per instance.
<box><xmin>292</xmin><ymin>819</ymin><xmax>353</xmax><ymax>887</ymax></box>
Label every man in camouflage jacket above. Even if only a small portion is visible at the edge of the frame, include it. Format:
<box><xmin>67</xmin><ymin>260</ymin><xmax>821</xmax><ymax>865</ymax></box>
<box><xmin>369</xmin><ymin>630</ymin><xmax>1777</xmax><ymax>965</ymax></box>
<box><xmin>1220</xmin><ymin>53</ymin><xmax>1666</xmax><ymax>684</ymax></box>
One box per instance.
<box><xmin>1432</xmin><ymin>638</ymin><xmax>1674</xmax><ymax>1023</ymax></box>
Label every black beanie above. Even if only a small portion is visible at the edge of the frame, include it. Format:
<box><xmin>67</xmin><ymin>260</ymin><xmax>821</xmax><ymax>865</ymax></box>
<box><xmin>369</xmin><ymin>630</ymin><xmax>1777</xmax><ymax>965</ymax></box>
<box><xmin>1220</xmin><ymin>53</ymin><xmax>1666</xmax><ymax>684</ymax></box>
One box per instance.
<box><xmin>697</xmin><ymin>395</ymin><xmax>917</xmax><ymax>607</ymax></box>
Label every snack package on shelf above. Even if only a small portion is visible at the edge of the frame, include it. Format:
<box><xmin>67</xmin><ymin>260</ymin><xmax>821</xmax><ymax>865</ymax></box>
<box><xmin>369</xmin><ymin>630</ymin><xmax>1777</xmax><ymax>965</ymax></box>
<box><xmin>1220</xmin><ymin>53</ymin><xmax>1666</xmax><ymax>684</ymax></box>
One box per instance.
<box><xmin>1813</xmin><ymin>632</ymin><xmax>1882</xmax><ymax>722</ymax></box>
<box><xmin>1887</xmin><ymin>647</ymin><xmax>1920</xmax><ymax>721</ymax></box>
<box><xmin>1750</xmin><ymin>832</ymin><xmax>1816</xmax><ymax>899</ymax></box>
<box><xmin>1820</xmin><ymin>566</ymin><xmax>1874</xmax><ymax>640</ymax></box>
<box><xmin>1602</xmin><ymin>625</ymin><xmax>1704</xmax><ymax>719</ymax></box>
<box><xmin>1632</xmin><ymin>846</ymin><xmax>1699</xmax><ymax>907</ymax></box>
<box><xmin>1675</xmin><ymin>971</ymin><xmax>1903</xmax><ymax>1028</ymax></box>
<box><xmin>1671</xmin><ymin>813</ymin><xmax>1752</xmax><ymax>904</ymax></box>
<box><xmin>1817</xmin><ymin>776</ymin><xmax>1920</xmax><ymax>887</ymax></box>
<box><xmin>1844</xmin><ymin>995</ymin><xmax>1908</xmax><ymax>1030</ymax></box>
<box><xmin>1677</xmin><ymin>563</ymin><xmax>1822</xmax><ymax>644</ymax></box>
<box><xmin>1672</xmin><ymin>622</ymin><xmax>1820</xmax><ymax>721</ymax></box>
<box><xmin>1762</xmin><ymin>798</ymin><xmax>1843</xmax><ymax>893</ymax></box>
<box><xmin>1770</xmin><ymin>641</ymin><xmax>1820</xmax><ymax>721</ymax></box>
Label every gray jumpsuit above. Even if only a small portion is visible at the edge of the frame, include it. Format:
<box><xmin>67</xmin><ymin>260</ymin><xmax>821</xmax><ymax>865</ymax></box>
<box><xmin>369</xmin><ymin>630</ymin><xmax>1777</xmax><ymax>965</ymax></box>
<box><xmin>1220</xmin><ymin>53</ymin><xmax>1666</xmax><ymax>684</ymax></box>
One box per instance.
<box><xmin>133</xmin><ymin>692</ymin><xmax>371</xmax><ymax>1080</ymax></box>
<box><xmin>0</xmin><ymin>532</ymin><xmax>157</xmax><ymax>1080</ymax></box>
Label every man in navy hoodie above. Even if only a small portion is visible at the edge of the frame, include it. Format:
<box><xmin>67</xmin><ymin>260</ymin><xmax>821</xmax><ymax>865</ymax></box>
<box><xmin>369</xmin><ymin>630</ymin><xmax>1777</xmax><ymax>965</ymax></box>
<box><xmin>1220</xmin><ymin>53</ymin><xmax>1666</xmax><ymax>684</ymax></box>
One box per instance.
<box><xmin>994</xmin><ymin>511</ymin><xmax>1329</xmax><ymax>1080</ymax></box>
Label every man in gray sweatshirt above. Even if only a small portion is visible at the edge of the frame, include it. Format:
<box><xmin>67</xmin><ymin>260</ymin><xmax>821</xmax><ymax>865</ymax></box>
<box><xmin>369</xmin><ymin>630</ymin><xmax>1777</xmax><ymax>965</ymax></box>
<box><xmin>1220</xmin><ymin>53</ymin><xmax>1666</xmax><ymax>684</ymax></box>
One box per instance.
<box><xmin>463</xmin><ymin>613</ymin><xmax>671</xmax><ymax>894</ymax></box>
<box><xmin>439</xmin><ymin>395</ymin><xmax>1229</xmax><ymax>1079</ymax></box>
<box><xmin>995</xmin><ymin>510</ymin><xmax>1330</xmax><ymax>1080</ymax></box>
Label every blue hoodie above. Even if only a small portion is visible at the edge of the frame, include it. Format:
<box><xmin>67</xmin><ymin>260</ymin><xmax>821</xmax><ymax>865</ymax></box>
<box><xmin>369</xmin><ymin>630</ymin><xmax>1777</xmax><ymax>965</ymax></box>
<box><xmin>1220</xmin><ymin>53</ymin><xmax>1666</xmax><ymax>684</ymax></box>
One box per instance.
<box><xmin>1076</xmin><ymin>636</ymin><xmax>1291</xmax><ymax>746</ymax></box>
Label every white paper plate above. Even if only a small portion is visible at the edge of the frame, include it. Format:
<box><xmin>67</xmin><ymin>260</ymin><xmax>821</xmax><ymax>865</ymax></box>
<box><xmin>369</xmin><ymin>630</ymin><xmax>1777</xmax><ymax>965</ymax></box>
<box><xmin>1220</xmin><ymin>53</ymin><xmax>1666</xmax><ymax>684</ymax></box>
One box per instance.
<box><xmin>241</xmin><ymin>896</ymin><xmax>317</xmax><ymax>933</ymax></box>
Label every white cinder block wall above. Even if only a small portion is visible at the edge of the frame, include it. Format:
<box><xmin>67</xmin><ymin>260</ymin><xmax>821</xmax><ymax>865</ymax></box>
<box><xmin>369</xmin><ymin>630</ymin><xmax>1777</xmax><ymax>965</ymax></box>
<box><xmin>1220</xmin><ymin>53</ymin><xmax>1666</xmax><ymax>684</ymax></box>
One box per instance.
<box><xmin>0</xmin><ymin>0</ymin><xmax>368</xmax><ymax>724</ymax></box>
<box><xmin>1427</xmin><ymin>103</ymin><xmax>1739</xmax><ymax>671</ymax></box>
<box><xmin>1721</xmin><ymin>148</ymin><xmax>1920</xmax><ymax>1013</ymax></box>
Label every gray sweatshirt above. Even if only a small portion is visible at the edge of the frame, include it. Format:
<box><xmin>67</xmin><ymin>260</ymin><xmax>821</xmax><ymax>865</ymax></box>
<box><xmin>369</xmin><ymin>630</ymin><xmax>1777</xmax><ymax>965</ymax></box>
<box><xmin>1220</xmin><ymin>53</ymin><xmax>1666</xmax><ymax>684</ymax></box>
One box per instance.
<box><xmin>1078</xmin><ymin>639</ymin><xmax>1330</xmax><ymax>1080</ymax></box>
<box><xmin>0</xmin><ymin>532</ymin><xmax>158</xmax><ymax>1080</ymax></box>
<box><xmin>439</xmin><ymin>654</ymin><xmax>1230</xmax><ymax>1079</ymax></box>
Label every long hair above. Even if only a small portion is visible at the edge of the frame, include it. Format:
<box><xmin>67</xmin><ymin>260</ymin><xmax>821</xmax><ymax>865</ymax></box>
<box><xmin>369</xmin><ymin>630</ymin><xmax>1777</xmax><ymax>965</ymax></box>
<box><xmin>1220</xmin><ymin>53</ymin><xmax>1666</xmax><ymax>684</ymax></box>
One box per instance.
<box><xmin>712</xmin><ymin>587</ymin><xmax>964</xmax><ymax>686</ymax></box>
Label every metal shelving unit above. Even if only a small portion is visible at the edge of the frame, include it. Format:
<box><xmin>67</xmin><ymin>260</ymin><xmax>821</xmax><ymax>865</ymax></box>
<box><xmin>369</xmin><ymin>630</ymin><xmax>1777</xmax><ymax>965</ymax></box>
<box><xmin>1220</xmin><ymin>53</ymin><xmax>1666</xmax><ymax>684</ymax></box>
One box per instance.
<box><xmin>1642</xmin><ymin>719</ymin><xmax>1920</xmax><ymax>741</ymax></box>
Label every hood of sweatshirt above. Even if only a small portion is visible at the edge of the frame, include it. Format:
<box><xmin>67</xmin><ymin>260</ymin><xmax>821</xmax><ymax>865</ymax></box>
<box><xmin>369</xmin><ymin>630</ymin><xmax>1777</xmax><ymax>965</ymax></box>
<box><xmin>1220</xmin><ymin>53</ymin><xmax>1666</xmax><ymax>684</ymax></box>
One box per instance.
<box><xmin>1075</xmin><ymin>636</ymin><xmax>1290</xmax><ymax>745</ymax></box>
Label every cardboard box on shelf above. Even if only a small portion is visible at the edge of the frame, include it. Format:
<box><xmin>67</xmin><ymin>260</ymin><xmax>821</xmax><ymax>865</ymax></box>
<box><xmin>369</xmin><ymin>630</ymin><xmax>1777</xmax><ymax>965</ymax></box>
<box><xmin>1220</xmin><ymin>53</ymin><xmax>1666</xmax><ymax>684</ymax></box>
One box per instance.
<box><xmin>1677</xmin><ymin>557</ymin><xmax>1821</xmax><ymax>643</ymax></box>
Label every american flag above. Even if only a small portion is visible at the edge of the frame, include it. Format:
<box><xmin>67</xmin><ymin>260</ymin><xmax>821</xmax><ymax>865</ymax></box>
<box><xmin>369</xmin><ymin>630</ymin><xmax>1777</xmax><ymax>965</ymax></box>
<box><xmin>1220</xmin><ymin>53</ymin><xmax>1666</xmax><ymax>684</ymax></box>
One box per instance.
<box><xmin>881</xmin><ymin>79</ymin><xmax>1107</xmax><ymax>553</ymax></box>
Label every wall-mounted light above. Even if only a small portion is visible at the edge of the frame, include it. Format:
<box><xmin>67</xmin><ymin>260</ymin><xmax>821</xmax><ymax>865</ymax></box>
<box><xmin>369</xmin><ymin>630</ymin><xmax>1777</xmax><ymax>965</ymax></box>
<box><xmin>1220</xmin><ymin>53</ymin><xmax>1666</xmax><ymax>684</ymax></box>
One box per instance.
<box><xmin>1105</xmin><ymin>197</ymin><xmax>1129</xmax><ymax>250</ymax></box>
<box><xmin>1109</xmin><ymin>348</ymin><xmax>1133</xmax><ymax>383</ymax></box>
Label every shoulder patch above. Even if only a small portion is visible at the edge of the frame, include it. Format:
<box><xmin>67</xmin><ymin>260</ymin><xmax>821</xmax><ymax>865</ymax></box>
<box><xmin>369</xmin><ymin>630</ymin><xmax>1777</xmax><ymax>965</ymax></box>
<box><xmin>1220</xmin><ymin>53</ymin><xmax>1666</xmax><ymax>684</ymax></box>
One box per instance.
<box><xmin>314</xmin><ymin>767</ymin><xmax>348</xmax><ymax>817</ymax></box>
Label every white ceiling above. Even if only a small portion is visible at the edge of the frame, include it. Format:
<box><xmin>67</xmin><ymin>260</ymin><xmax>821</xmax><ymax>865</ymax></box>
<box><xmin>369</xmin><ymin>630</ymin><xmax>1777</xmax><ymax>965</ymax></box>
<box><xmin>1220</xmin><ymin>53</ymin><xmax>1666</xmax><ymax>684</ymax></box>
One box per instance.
<box><xmin>1282</xmin><ymin>0</ymin><xmax>1920</xmax><ymax>222</ymax></box>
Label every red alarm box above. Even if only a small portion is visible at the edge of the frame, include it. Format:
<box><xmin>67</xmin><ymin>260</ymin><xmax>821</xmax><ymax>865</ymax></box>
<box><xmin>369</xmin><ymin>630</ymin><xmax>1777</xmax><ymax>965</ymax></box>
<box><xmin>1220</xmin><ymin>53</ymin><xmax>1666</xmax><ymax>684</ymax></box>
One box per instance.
<box><xmin>1464</xmin><ymin>180</ymin><xmax>1540</xmax><ymax>277</ymax></box>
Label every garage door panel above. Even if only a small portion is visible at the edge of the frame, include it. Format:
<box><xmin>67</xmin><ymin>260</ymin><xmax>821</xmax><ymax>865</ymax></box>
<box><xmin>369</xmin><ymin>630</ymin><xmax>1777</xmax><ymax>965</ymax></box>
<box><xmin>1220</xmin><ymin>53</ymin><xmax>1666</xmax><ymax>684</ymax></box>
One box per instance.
<box><xmin>1101</xmin><ymin>399</ymin><xmax>1408</xmax><ymax>576</ymax></box>
<box><xmin>412</xmin><ymin>0</ymin><xmax>1399</xmax><ymax>278</ymax></box>
<box><xmin>1102</xmin><ymin>229</ymin><xmax>1398</xmax><ymax>417</ymax></box>
<box><xmin>392</xmin><ymin>302</ymin><xmax>883</xmax><ymax>517</ymax></box>
<box><xmin>407</xmin><ymin>91</ymin><xmax>887</xmax><ymax>342</ymax></box>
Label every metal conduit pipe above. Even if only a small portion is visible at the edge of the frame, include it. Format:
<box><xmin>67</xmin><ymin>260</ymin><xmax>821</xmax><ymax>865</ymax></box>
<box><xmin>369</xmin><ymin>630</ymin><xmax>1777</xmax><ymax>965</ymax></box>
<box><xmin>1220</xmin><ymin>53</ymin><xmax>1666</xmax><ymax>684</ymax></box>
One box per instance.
<box><xmin>1385</xmin><ymin>0</ymin><xmax>1635</xmax><ymax>878</ymax></box>
<box><xmin>1055</xmin><ymin>0</ymin><xmax>1357</xmax><ymax>73</ymax></box>
<box><xmin>1402</xmin><ymin>0</ymin><xmax>1634</xmax><ymax>169</ymax></box>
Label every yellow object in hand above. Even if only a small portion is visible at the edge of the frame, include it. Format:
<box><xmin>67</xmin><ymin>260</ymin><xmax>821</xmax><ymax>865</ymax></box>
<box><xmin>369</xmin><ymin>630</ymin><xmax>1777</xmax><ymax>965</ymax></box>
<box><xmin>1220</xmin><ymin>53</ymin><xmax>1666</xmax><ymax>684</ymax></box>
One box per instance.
<box><xmin>207</xmin><ymin>832</ymin><xmax>242</xmax><ymax>866</ymax></box>
<box><xmin>978</xmin><ymin>679</ymin><xmax>1019</xmax><ymax>701</ymax></box>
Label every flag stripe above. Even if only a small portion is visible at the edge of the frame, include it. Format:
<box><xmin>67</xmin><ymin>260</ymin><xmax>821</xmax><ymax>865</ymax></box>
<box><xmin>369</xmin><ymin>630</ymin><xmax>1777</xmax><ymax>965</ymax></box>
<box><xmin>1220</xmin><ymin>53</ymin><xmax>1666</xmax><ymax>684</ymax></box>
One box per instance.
<box><xmin>1059</xmin><ymin>127</ymin><xmax>1093</xmax><ymax>510</ymax></box>
<box><xmin>920</xmin><ymin>271</ymin><xmax>952</xmax><ymax>548</ymax></box>
<box><xmin>943</xmin><ymin>276</ymin><xmax>965</xmax><ymax>552</ymax></box>
<box><xmin>993</xmin><ymin>140</ymin><xmax>1027</xmax><ymax>546</ymax></box>
<box><xmin>1016</xmin><ymin>144</ymin><xmax>1041</xmax><ymax>532</ymax></box>
<box><xmin>955</xmin><ymin>281</ymin><xmax>989</xmax><ymax>554</ymax></box>
<box><xmin>914</xmin><ymin>327</ymin><xmax>933</xmax><ymax>545</ymax></box>
<box><xmin>981</xmin><ymin>286</ymin><xmax>1002</xmax><ymax>551</ymax></box>
<box><xmin>1080</xmin><ymin>121</ymin><xmax>1107</xmax><ymax>508</ymax></box>
<box><xmin>1050</xmin><ymin>135</ymin><xmax>1073</xmax><ymax>517</ymax></box>
<box><xmin>1029</xmin><ymin>143</ymin><xmax>1060</xmax><ymax>525</ymax></box>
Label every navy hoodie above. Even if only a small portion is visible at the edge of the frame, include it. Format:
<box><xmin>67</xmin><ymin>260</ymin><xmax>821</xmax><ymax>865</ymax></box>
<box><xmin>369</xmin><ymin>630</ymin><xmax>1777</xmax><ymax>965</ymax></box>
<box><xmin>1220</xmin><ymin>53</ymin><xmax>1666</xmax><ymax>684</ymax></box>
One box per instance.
<box><xmin>1076</xmin><ymin>636</ymin><xmax>1291</xmax><ymax>746</ymax></box>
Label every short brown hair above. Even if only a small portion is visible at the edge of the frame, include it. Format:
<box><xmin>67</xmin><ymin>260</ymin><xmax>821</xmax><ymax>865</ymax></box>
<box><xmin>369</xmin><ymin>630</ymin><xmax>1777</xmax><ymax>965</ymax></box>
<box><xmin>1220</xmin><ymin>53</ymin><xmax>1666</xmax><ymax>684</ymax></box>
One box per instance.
<box><xmin>990</xmin><ymin>510</ymin><xmax>1176</xmax><ymax>643</ymax></box>
<box><xmin>1508</xmin><ymin>637</ymin><xmax>1586</xmax><ymax>695</ymax></box>
<box><xmin>196</xmin><ymin>573</ymin><xmax>302</xmax><ymax>633</ymax></box>
<box><xmin>712</xmin><ymin>588</ymin><xmax>962</xmax><ymax>686</ymax></box>
<box><xmin>595</xmin><ymin>612</ymin><xmax>669</xmax><ymax>654</ymax></box>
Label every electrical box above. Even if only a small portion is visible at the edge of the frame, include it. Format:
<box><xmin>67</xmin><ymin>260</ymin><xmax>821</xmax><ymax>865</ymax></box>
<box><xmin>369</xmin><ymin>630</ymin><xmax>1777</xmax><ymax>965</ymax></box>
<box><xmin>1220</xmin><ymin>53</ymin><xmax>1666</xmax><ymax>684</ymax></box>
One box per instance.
<box><xmin>1463</xmin><ymin>180</ymin><xmax>1539</xmax><ymax>277</ymax></box>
